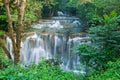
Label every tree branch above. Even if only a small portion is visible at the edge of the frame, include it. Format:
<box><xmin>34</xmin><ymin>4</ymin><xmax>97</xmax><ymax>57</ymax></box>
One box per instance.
<box><xmin>0</xmin><ymin>39</ymin><xmax>12</xmax><ymax>59</ymax></box>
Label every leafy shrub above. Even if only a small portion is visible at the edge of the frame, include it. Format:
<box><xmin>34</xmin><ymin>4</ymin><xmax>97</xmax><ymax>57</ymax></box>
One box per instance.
<box><xmin>0</xmin><ymin>47</ymin><xmax>10</xmax><ymax>70</ymax></box>
<box><xmin>89</xmin><ymin>59</ymin><xmax>120</xmax><ymax>80</ymax></box>
<box><xmin>88</xmin><ymin>11</ymin><xmax>120</xmax><ymax>52</ymax></box>
<box><xmin>0</xmin><ymin>60</ymin><xmax>80</xmax><ymax>80</ymax></box>
<box><xmin>77</xmin><ymin>11</ymin><xmax>120</xmax><ymax>78</ymax></box>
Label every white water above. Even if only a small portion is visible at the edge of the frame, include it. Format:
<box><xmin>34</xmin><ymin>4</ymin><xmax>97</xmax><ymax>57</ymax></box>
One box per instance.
<box><xmin>6</xmin><ymin>33</ymin><xmax>90</xmax><ymax>73</ymax></box>
<box><xmin>6</xmin><ymin>37</ymin><xmax>14</xmax><ymax>61</ymax></box>
<box><xmin>57</xmin><ymin>11</ymin><xmax>64</xmax><ymax>16</ymax></box>
<box><xmin>33</xmin><ymin>21</ymin><xmax>63</xmax><ymax>29</ymax></box>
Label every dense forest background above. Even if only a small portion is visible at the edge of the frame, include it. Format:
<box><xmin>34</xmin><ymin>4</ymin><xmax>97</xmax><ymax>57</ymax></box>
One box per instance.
<box><xmin>0</xmin><ymin>0</ymin><xmax>120</xmax><ymax>80</ymax></box>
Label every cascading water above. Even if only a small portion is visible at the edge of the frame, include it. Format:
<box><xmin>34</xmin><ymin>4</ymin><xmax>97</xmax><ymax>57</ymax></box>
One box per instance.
<box><xmin>6</xmin><ymin>12</ymin><xmax>90</xmax><ymax>73</ymax></box>
<box><xmin>6</xmin><ymin>37</ymin><xmax>14</xmax><ymax>61</ymax></box>
<box><xmin>6</xmin><ymin>34</ymin><xmax>89</xmax><ymax>73</ymax></box>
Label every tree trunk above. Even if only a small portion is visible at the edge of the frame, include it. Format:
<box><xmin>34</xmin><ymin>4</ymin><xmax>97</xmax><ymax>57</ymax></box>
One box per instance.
<box><xmin>2</xmin><ymin>0</ymin><xmax>26</xmax><ymax>64</ymax></box>
<box><xmin>2</xmin><ymin>0</ymin><xmax>17</xmax><ymax>63</ymax></box>
<box><xmin>15</xmin><ymin>0</ymin><xmax>26</xmax><ymax>64</ymax></box>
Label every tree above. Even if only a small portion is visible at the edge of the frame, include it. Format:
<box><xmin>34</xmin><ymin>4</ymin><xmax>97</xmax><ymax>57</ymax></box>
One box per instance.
<box><xmin>0</xmin><ymin>0</ymin><xmax>8</xmax><ymax>31</ymax></box>
<box><xmin>41</xmin><ymin>0</ymin><xmax>58</xmax><ymax>17</ymax></box>
<box><xmin>78</xmin><ymin>11</ymin><xmax>120</xmax><ymax>71</ymax></box>
<box><xmin>24</xmin><ymin>0</ymin><xmax>42</xmax><ymax>25</ymax></box>
<box><xmin>1</xmin><ymin>0</ymin><xmax>42</xmax><ymax>64</ymax></box>
<box><xmin>2</xmin><ymin>0</ymin><xmax>26</xmax><ymax>64</ymax></box>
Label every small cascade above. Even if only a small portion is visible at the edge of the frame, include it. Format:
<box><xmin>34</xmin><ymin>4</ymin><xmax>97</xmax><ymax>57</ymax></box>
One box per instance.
<box><xmin>49</xmin><ymin>21</ymin><xmax>63</xmax><ymax>28</ymax></box>
<box><xmin>33</xmin><ymin>20</ymin><xmax>63</xmax><ymax>29</ymax></box>
<box><xmin>57</xmin><ymin>11</ymin><xmax>64</xmax><ymax>16</ymax></box>
<box><xmin>6</xmin><ymin>37</ymin><xmax>14</xmax><ymax>61</ymax></box>
<box><xmin>72</xmin><ymin>20</ymin><xmax>81</xmax><ymax>27</ymax></box>
<box><xmin>21</xmin><ymin>33</ymin><xmax>66</xmax><ymax>65</ymax></box>
<box><xmin>20</xmin><ymin>33</ymin><xmax>53</xmax><ymax>64</ymax></box>
<box><xmin>33</xmin><ymin>15</ymin><xmax>82</xmax><ymax>33</ymax></box>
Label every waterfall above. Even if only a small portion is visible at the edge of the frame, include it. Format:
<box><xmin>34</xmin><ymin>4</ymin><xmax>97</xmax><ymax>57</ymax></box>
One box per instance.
<box><xmin>72</xmin><ymin>20</ymin><xmax>81</xmax><ymax>27</ymax></box>
<box><xmin>21</xmin><ymin>33</ymin><xmax>68</xmax><ymax>65</ymax></box>
<box><xmin>6</xmin><ymin>33</ymin><xmax>90</xmax><ymax>73</ymax></box>
<box><xmin>57</xmin><ymin>11</ymin><xmax>64</xmax><ymax>16</ymax></box>
<box><xmin>6</xmin><ymin>37</ymin><xmax>14</xmax><ymax>61</ymax></box>
<box><xmin>6</xmin><ymin>14</ymin><xmax>90</xmax><ymax>73</ymax></box>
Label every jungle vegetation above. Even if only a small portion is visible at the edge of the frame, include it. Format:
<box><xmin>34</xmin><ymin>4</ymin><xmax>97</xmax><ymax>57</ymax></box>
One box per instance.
<box><xmin>0</xmin><ymin>0</ymin><xmax>120</xmax><ymax>80</ymax></box>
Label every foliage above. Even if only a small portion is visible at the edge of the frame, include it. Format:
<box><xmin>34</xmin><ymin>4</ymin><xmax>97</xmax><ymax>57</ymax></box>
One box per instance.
<box><xmin>0</xmin><ymin>31</ymin><xmax>5</xmax><ymax>36</ymax></box>
<box><xmin>41</xmin><ymin>0</ymin><xmax>58</xmax><ymax>17</ymax></box>
<box><xmin>0</xmin><ymin>4</ymin><xmax>8</xmax><ymax>31</ymax></box>
<box><xmin>56</xmin><ymin>0</ymin><xmax>68</xmax><ymax>11</ymax></box>
<box><xmin>92</xmin><ymin>0</ymin><xmax>120</xmax><ymax>14</ymax></box>
<box><xmin>23</xmin><ymin>0</ymin><xmax>42</xmax><ymax>26</ymax></box>
<box><xmin>0</xmin><ymin>0</ymin><xmax>120</xmax><ymax>79</ymax></box>
<box><xmin>77</xmin><ymin>2</ymin><xmax>96</xmax><ymax>22</ymax></box>
<box><xmin>76</xmin><ymin>0</ymin><xmax>120</xmax><ymax>28</ymax></box>
<box><xmin>0</xmin><ymin>30</ymin><xmax>10</xmax><ymax>69</ymax></box>
<box><xmin>89</xmin><ymin>59</ymin><xmax>120</xmax><ymax>80</ymax></box>
<box><xmin>66</xmin><ymin>0</ymin><xmax>78</xmax><ymax>8</ymax></box>
<box><xmin>89</xmin><ymin>11</ymin><xmax>120</xmax><ymax>52</ymax></box>
<box><xmin>58</xmin><ymin>0</ymin><xmax>92</xmax><ymax>16</ymax></box>
<box><xmin>0</xmin><ymin>60</ymin><xmax>79</xmax><ymax>80</ymax></box>
<box><xmin>9</xmin><ymin>0</ymin><xmax>43</xmax><ymax>27</ymax></box>
<box><xmin>0</xmin><ymin>0</ymin><xmax>43</xmax><ymax>30</ymax></box>
<box><xmin>0</xmin><ymin>47</ymin><xmax>10</xmax><ymax>70</ymax></box>
<box><xmin>77</xmin><ymin>10</ymin><xmax>120</xmax><ymax>79</ymax></box>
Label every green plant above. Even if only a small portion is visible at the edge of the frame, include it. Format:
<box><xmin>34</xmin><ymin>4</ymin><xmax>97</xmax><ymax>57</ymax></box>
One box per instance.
<box><xmin>89</xmin><ymin>10</ymin><xmax>120</xmax><ymax>52</ymax></box>
<box><xmin>0</xmin><ymin>31</ymin><xmax>5</xmax><ymax>36</ymax></box>
<box><xmin>89</xmin><ymin>59</ymin><xmax>120</xmax><ymax>80</ymax></box>
<box><xmin>77</xmin><ymin>2</ymin><xmax>96</xmax><ymax>21</ymax></box>
<box><xmin>0</xmin><ymin>5</ymin><xmax>8</xmax><ymax>31</ymax></box>
<box><xmin>23</xmin><ymin>0</ymin><xmax>43</xmax><ymax>26</ymax></box>
<box><xmin>76</xmin><ymin>0</ymin><xmax>120</xmax><ymax>29</ymax></box>
<box><xmin>77</xmin><ymin>11</ymin><xmax>120</xmax><ymax>78</ymax></box>
<box><xmin>41</xmin><ymin>0</ymin><xmax>58</xmax><ymax>17</ymax></box>
<box><xmin>0</xmin><ymin>60</ymin><xmax>80</xmax><ymax>80</ymax></box>
<box><xmin>0</xmin><ymin>47</ymin><xmax>10</xmax><ymax>70</ymax></box>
